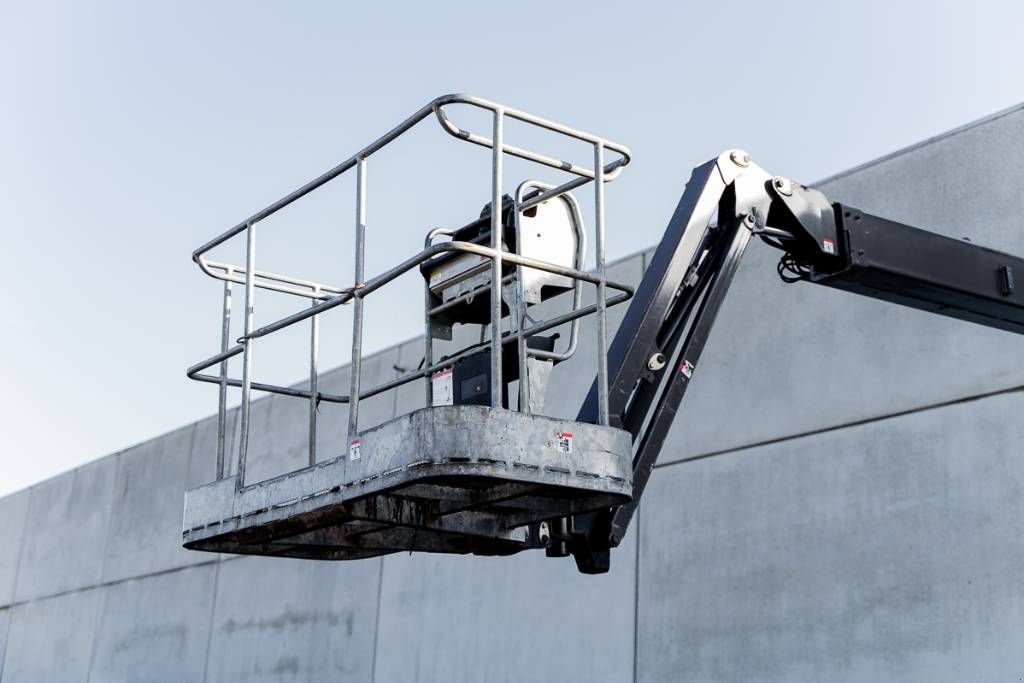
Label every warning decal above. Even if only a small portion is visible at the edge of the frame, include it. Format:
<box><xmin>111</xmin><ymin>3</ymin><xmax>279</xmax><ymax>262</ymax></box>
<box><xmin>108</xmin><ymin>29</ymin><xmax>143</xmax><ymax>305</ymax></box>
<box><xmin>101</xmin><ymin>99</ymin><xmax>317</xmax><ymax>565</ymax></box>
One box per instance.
<box><xmin>349</xmin><ymin>438</ymin><xmax>361</xmax><ymax>461</ymax></box>
<box><xmin>679</xmin><ymin>360</ymin><xmax>695</xmax><ymax>379</ymax></box>
<box><xmin>555</xmin><ymin>431</ymin><xmax>573</xmax><ymax>454</ymax></box>
<box><xmin>432</xmin><ymin>367</ymin><xmax>454</xmax><ymax>406</ymax></box>
<box><xmin>823</xmin><ymin>238</ymin><xmax>836</xmax><ymax>255</ymax></box>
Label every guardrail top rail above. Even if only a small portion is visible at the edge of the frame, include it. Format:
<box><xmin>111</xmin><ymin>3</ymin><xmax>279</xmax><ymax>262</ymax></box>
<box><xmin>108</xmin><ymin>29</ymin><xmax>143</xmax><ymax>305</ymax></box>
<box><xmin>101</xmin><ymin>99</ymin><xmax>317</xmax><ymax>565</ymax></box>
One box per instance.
<box><xmin>188</xmin><ymin>93</ymin><xmax>633</xmax><ymax>490</ymax></box>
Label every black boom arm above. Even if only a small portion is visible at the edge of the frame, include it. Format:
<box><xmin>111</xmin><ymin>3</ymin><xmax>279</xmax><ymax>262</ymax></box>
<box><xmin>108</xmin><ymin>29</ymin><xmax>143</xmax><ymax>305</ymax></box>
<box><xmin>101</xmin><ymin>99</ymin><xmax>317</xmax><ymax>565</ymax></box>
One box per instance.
<box><xmin>558</xmin><ymin>150</ymin><xmax>1024</xmax><ymax>574</ymax></box>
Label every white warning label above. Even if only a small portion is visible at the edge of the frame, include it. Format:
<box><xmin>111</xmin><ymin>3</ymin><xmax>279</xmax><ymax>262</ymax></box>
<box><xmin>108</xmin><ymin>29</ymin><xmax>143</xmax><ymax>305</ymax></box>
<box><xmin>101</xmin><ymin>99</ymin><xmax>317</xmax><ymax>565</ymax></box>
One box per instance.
<box><xmin>349</xmin><ymin>438</ymin><xmax>361</xmax><ymax>461</ymax></box>
<box><xmin>823</xmin><ymin>238</ymin><xmax>836</xmax><ymax>255</ymax></box>
<box><xmin>679</xmin><ymin>360</ymin><xmax>695</xmax><ymax>379</ymax></box>
<box><xmin>432</xmin><ymin>367</ymin><xmax>454</xmax><ymax>406</ymax></box>
<box><xmin>555</xmin><ymin>431</ymin><xmax>573</xmax><ymax>454</ymax></box>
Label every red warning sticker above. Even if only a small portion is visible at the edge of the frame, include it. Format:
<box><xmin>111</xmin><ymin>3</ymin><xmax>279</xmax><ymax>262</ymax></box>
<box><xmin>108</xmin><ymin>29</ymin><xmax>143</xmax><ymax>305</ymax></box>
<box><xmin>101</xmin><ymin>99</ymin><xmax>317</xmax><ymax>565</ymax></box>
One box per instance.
<box><xmin>679</xmin><ymin>360</ymin><xmax>695</xmax><ymax>379</ymax></box>
<box><xmin>823</xmin><ymin>238</ymin><xmax>836</xmax><ymax>255</ymax></box>
<box><xmin>349</xmin><ymin>438</ymin><xmax>361</xmax><ymax>461</ymax></box>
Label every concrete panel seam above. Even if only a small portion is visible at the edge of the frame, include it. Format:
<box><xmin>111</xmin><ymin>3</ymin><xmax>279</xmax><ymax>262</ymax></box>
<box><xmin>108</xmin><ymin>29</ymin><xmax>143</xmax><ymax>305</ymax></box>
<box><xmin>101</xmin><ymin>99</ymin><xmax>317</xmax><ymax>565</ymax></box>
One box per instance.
<box><xmin>0</xmin><ymin>608</ymin><xmax>9</xmax><ymax>683</ymax></box>
<box><xmin>632</xmin><ymin>511</ymin><xmax>641</xmax><ymax>683</ymax></box>
<box><xmin>0</xmin><ymin>557</ymin><xmax>221</xmax><ymax>613</ymax></box>
<box><xmin>95</xmin><ymin>452</ymin><xmax>123</xmax><ymax>586</ymax></box>
<box><xmin>6</xmin><ymin>490</ymin><xmax>31</xmax><ymax>609</ymax></box>
<box><xmin>0</xmin><ymin>490</ymin><xmax>22</xmax><ymax>680</ymax></box>
<box><xmin>370</xmin><ymin>557</ymin><xmax>385</xmax><ymax>683</ymax></box>
<box><xmin>656</xmin><ymin>383</ymin><xmax>1024</xmax><ymax>470</ymax></box>
<box><xmin>199</xmin><ymin>558</ymin><xmax>222</xmax><ymax>683</ymax></box>
<box><xmin>84</xmin><ymin>578</ymin><xmax>109</xmax><ymax>683</ymax></box>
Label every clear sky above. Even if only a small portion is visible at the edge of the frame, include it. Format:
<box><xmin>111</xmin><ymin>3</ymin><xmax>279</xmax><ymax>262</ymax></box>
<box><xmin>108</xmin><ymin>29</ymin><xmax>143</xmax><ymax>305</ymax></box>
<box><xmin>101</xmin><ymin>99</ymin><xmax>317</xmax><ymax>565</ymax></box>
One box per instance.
<box><xmin>2</xmin><ymin>0</ymin><xmax>1022</xmax><ymax>497</ymax></box>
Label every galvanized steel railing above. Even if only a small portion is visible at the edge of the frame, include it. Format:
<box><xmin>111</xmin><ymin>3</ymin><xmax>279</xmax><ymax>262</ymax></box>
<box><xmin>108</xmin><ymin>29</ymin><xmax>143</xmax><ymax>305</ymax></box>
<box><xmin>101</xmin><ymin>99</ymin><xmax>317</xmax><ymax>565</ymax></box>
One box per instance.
<box><xmin>187</xmin><ymin>94</ymin><xmax>633</xmax><ymax>489</ymax></box>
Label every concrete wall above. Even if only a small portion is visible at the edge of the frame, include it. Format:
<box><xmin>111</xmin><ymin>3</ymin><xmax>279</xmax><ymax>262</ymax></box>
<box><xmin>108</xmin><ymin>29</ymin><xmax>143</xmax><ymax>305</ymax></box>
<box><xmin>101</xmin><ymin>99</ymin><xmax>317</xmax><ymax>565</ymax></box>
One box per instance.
<box><xmin>2</xmin><ymin>104</ymin><xmax>1023</xmax><ymax>682</ymax></box>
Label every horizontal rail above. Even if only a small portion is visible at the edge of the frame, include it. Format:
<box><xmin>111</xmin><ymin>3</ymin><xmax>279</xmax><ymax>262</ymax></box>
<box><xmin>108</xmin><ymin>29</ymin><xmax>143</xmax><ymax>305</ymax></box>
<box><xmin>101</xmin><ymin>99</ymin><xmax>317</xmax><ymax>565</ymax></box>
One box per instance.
<box><xmin>433</xmin><ymin>95</ymin><xmax>630</xmax><ymax>182</ymax></box>
<box><xmin>187</xmin><ymin>239</ymin><xmax>635</xmax><ymax>405</ymax></box>
<box><xmin>243</xmin><ymin>241</ymin><xmax>633</xmax><ymax>341</ymax></box>
<box><xmin>188</xmin><ymin>238</ymin><xmax>634</xmax><ymax>375</ymax></box>
<box><xmin>189</xmin><ymin>284</ymin><xmax>632</xmax><ymax>406</ymax></box>
<box><xmin>189</xmin><ymin>372</ymin><xmax>348</xmax><ymax>403</ymax></box>
<box><xmin>192</xmin><ymin>93</ymin><xmax>631</xmax><ymax>283</ymax></box>
<box><xmin>198</xmin><ymin>260</ymin><xmax>351</xmax><ymax>301</ymax></box>
<box><xmin>360</xmin><ymin>286</ymin><xmax>632</xmax><ymax>400</ymax></box>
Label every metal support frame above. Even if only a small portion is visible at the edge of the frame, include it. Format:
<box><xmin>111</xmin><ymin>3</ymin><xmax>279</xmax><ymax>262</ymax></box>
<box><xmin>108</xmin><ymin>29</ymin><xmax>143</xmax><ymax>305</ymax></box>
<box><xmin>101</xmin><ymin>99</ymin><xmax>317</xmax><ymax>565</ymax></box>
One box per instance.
<box><xmin>216</xmin><ymin>274</ymin><xmax>233</xmax><ymax>479</ymax></box>
<box><xmin>512</xmin><ymin>192</ymin><xmax>530</xmax><ymax>414</ymax></box>
<box><xmin>489</xmin><ymin>109</ymin><xmax>504</xmax><ymax>409</ymax></box>
<box><xmin>349</xmin><ymin>158</ymin><xmax>367</xmax><ymax>442</ymax></box>
<box><xmin>594</xmin><ymin>142</ymin><xmax>609</xmax><ymax>426</ymax></box>
<box><xmin>511</xmin><ymin>182</ymin><xmax>587</xmax><ymax>361</ymax></box>
<box><xmin>308</xmin><ymin>287</ymin><xmax>320</xmax><ymax>468</ymax></box>
<box><xmin>237</xmin><ymin>221</ymin><xmax>256</xmax><ymax>489</ymax></box>
<box><xmin>509</xmin><ymin>180</ymin><xmax>585</xmax><ymax>413</ymax></box>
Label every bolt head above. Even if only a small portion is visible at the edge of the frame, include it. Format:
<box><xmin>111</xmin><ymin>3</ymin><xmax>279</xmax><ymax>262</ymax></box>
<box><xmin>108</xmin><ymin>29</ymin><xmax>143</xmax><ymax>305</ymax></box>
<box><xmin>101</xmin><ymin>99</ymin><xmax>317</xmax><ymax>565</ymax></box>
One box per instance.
<box><xmin>729</xmin><ymin>150</ymin><xmax>750</xmax><ymax>167</ymax></box>
<box><xmin>773</xmin><ymin>176</ymin><xmax>794</xmax><ymax>196</ymax></box>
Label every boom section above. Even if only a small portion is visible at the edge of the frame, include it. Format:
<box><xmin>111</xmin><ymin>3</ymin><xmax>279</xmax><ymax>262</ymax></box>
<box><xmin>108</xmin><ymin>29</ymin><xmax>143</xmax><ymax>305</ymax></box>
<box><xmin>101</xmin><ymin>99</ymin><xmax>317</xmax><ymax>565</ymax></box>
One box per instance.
<box><xmin>563</xmin><ymin>151</ymin><xmax>1024</xmax><ymax>573</ymax></box>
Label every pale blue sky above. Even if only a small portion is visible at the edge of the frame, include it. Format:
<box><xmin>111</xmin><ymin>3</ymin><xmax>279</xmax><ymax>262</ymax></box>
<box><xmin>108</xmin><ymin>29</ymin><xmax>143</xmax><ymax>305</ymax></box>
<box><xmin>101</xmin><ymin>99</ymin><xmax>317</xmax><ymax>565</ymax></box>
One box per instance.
<box><xmin>2</xmin><ymin>0</ymin><xmax>1022</xmax><ymax>496</ymax></box>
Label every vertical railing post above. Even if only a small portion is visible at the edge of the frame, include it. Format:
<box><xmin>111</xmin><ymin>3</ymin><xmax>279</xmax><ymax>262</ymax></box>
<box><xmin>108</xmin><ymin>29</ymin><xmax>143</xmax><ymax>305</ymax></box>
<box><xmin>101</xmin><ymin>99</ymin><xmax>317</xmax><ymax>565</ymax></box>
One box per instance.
<box><xmin>423</xmin><ymin>281</ymin><xmax>434</xmax><ymax>407</ymax></box>
<box><xmin>308</xmin><ymin>286</ymin><xmax>320</xmax><ymax>467</ymax></box>
<box><xmin>489</xmin><ymin>108</ymin><xmax>504</xmax><ymax>409</ymax></box>
<box><xmin>594</xmin><ymin>142</ymin><xmax>609</xmax><ymax>426</ymax></box>
<box><xmin>512</xmin><ymin>192</ymin><xmax>529</xmax><ymax>413</ymax></box>
<box><xmin>348</xmin><ymin>158</ymin><xmax>367</xmax><ymax>444</ymax></box>
<box><xmin>216</xmin><ymin>272</ymin><xmax>233</xmax><ymax>479</ymax></box>
<box><xmin>237</xmin><ymin>221</ymin><xmax>256</xmax><ymax>488</ymax></box>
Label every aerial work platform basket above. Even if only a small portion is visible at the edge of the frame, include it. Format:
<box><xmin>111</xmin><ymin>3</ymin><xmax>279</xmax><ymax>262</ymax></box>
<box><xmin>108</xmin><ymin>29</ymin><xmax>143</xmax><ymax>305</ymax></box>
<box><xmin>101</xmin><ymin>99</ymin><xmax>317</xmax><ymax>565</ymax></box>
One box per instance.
<box><xmin>184</xmin><ymin>94</ymin><xmax>635</xmax><ymax>561</ymax></box>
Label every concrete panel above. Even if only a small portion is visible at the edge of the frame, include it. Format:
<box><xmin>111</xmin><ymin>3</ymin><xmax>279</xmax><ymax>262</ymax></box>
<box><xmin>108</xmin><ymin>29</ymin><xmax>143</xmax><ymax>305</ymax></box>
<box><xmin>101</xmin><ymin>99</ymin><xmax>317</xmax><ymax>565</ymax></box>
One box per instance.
<box><xmin>374</xmin><ymin>531</ymin><xmax>637</xmax><ymax>683</ymax></box>
<box><xmin>661</xmin><ymin>108</ymin><xmax>1024</xmax><ymax>464</ymax></box>
<box><xmin>15</xmin><ymin>456</ymin><xmax>118</xmax><ymax>602</ymax></box>
<box><xmin>102</xmin><ymin>424</ymin><xmax>204</xmax><ymax>583</ymax></box>
<box><xmin>204</xmin><ymin>556</ymin><xmax>380</xmax><ymax>682</ymax></box>
<box><xmin>0</xmin><ymin>491</ymin><xmax>28</xmax><ymax>608</ymax></box>
<box><xmin>2</xmin><ymin>587</ymin><xmax>101</xmax><ymax>683</ymax></box>
<box><xmin>638</xmin><ymin>391</ymin><xmax>1024</xmax><ymax>682</ymax></box>
<box><xmin>89</xmin><ymin>564</ymin><xmax>217</xmax><ymax>683</ymax></box>
<box><xmin>237</xmin><ymin>390</ymin><xmax>289</xmax><ymax>486</ymax></box>
<box><xmin>189</xmin><ymin>408</ymin><xmax>239</xmax><ymax>485</ymax></box>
